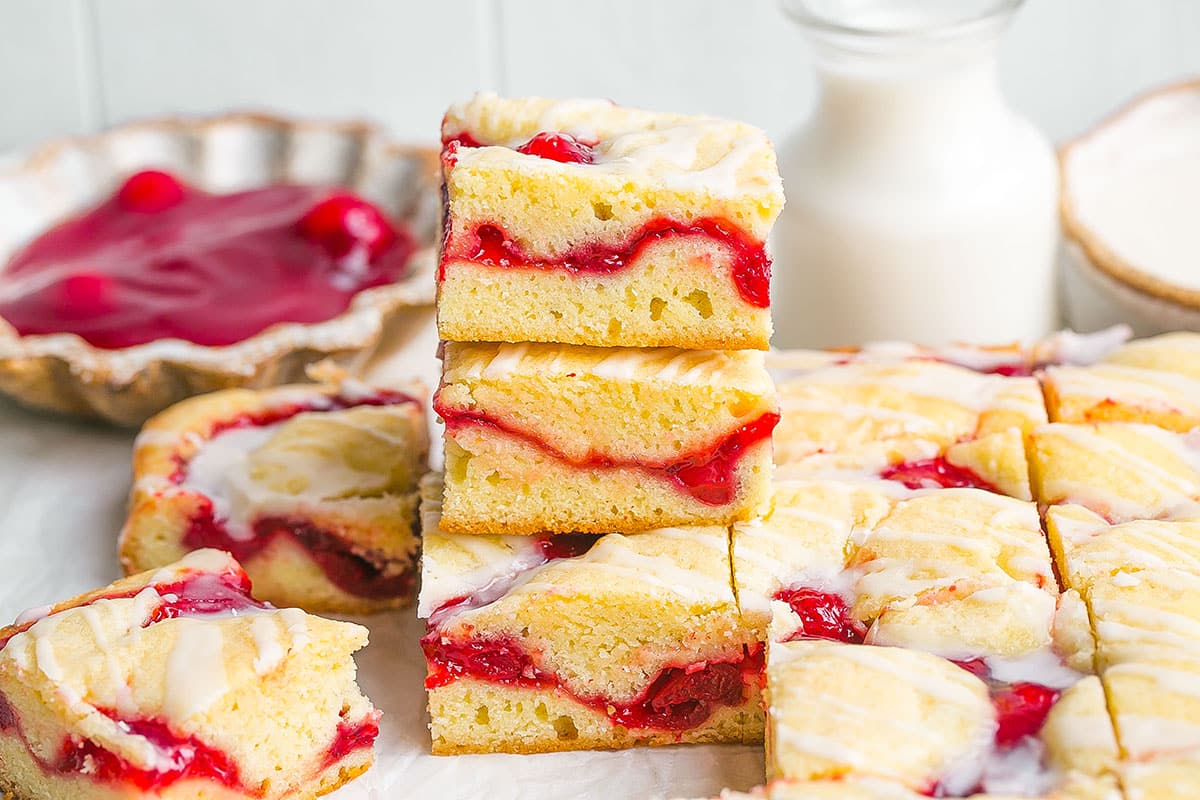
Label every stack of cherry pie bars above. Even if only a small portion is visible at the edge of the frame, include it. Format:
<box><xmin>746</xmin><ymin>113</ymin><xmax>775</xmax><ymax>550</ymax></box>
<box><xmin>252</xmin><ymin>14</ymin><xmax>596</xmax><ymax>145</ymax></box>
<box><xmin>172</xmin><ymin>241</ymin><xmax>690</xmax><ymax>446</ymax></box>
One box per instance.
<box><xmin>420</xmin><ymin>93</ymin><xmax>785</xmax><ymax>754</ymax></box>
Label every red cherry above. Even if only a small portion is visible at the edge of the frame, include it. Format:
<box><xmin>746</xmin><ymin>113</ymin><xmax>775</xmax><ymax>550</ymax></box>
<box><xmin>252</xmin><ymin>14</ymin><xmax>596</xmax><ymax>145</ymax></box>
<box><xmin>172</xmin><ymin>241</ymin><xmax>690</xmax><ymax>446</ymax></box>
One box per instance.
<box><xmin>993</xmin><ymin>683</ymin><xmax>1060</xmax><ymax>747</ymax></box>
<box><xmin>515</xmin><ymin>132</ymin><xmax>596</xmax><ymax>164</ymax></box>
<box><xmin>538</xmin><ymin>533</ymin><xmax>599</xmax><ymax>561</ymax></box>
<box><xmin>880</xmin><ymin>457</ymin><xmax>997</xmax><ymax>492</ymax></box>
<box><xmin>56</xmin><ymin>273</ymin><xmax>116</xmax><ymax>318</ymax></box>
<box><xmin>116</xmin><ymin>170</ymin><xmax>185</xmax><ymax>212</ymax></box>
<box><xmin>298</xmin><ymin>193</ymin><xmax>397</xmax><ymax>260</ymax></box>
<box><xmin>774</xmin><ymin>587</ymin><xmax>866</xmax><ymax>644</ymax></box>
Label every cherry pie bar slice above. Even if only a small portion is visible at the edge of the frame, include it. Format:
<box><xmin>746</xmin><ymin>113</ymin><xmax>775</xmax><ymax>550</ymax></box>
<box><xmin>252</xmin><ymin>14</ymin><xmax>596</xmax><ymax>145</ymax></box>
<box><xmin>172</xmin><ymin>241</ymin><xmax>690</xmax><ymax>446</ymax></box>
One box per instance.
<box><xmin>769</xmin><ymin>354</ymin><xmax>1047</xmax><ymax>500</ymax></box>
<box><xmin>417</xmin><ymin>475</ymin><xmax>762</xmax><ymax>754</ymax></box>
<box><xmin>1029</xmin><ymin>422</ymin><xmax>1200</xmax><ymax>523</ymax></box>
<box><xmin>1042</xmin><ymin>332</ymin><xmax>1200</xmax><ymax>433</ymax></box>
<box><xmin>0</xmin><ymin>549</ymin><xmax>378</xmax><ymax>800</ymax></box>
<box><xmin>437</xmin><ymin>341</ymin><xmax>776</xmax><ymax>534</ymax></box>
<box><xmin>437</xmin><ymin>93</ymin><xmax>784</xmax><ymax>350</ymax></box>
<box><xmin>733</xmin><ymin>478</ymin><xmax>1067</xmax><ymax>665</ymax></box>
<box><xmin>120</xmin><ymin>381</ymin><xmax>427</xmax><ymax>614</ymax></box>
<box><xmin>763</xmin><ymin>639</ymin><xmax>1117</xmax><ymax>797</ymax></box>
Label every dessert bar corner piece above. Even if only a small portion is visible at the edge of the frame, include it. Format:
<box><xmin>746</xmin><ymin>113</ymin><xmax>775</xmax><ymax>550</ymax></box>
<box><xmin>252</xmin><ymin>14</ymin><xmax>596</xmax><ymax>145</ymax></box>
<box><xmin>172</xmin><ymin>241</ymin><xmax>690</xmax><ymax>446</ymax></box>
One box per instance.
<box><xmin>119</xmin><ymin>381</ymin><xmax>428</xmax><ymax>614</ymax></box>
<box><xmin>417</xmin><ymin>474</ymin><xmax>762</xmax><ymax>754</ymax></box>
<box><xmin>437</xmin><ymin>92</ymin><xmax>784</xmax><ymax>349</ymax></box>
<box><xmin>769</xmin><ymin>353</ymin><xmax>1047</xmax><ymax>500</ymax></box>
<box><xmin>764</xmin><ymin>638</ymin><xmax>1118</xmax><ymax>797</ymax></box>
<box><xmin>437</xmin><ymin>341</ymin><xmax>777</xmax><ymax>534</ymax></box>
<box><xmin>0</xmin><ymin>549</ymin><xmax>378</xmax><ymax>800</ymax></box>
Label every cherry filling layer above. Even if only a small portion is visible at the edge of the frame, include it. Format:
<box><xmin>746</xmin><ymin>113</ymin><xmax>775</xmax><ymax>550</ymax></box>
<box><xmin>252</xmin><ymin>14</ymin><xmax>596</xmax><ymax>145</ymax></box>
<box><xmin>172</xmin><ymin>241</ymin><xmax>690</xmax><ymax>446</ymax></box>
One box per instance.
<box><xmin>174</xmin><ymin>392</ymin><xmax>420</xmax><ymax>601</ymax></box>
<box><xmin>773</xmin><ymin>588</ymin><xmax>865</xmax><ymax>644</ymax></box>
<box><xmin>0</xmin><ymin>692</ymin><xmax>377</xmax><ymax>794</ymax></box>
<box><xmin>952</xmin><ymin>659</ymin><xmax>1061</xmax><ymax>749</ymax></box>
<box><xmin>436</xmin><ymin>401</ymin><xmax>779</xmax><ymax>506</ymax></box>
<box><xmin>183</xmin><ymin>510</ymin><xmax>415</xmax><ymax>601</ymax></box>
<box><xmin>441</xmin><ymin>218</ymin><xmax>771</xmax><ymax>308</ymax></box>
<box><xmin>422</xmin><ymin>628</ymin><xmax>763</xmax><ymax>732</ymax></box>
<box><xmin>0</xmin><ymin>170</ymin><xmax>416</xmax><ymax>349</ymax></box>
<box><xmin>321</xmin><ymin>710</ymin><xmax>383</xmax><ymax>769</ymax></box>
<box><xmin>880</xmin><ymin>457</ymin><xmax>999</xmax><ymax>494</ymax></box>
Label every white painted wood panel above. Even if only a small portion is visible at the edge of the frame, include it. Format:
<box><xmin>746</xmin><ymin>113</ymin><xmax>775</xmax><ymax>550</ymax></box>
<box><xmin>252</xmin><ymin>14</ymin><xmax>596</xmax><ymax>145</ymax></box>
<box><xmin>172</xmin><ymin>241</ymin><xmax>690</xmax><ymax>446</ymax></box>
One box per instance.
<box><xmin>0</xmin><ymin>0</ymin><xmax>1198</xmax><ymax>151</ymax></box>
<box><xmin>89</xmin><ymin>0</ymin><xmax>493</xmax><ymax>144</ymax></box>
<box><xmin>0</xmin><ymin>0</ymin><xmax>95</xmax><ymax>151</ymax></box>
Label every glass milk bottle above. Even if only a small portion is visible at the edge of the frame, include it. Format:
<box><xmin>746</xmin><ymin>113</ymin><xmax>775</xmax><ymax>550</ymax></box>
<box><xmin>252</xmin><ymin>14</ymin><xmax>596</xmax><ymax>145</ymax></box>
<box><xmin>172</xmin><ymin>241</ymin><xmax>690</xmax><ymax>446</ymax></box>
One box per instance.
<box><xmin>772</xmin><ymin>0</ymin><xmax>1059</xmax><ymax>348</ymax></box>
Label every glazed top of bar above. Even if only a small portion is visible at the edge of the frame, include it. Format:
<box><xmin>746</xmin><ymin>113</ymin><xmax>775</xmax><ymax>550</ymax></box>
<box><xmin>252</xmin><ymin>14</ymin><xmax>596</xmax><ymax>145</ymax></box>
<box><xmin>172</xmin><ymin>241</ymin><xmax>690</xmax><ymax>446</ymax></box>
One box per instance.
<box><xmin>442</xmin><ymin>93</ymin><xmax>784</xmax><ymax>201</ymax></box>
<box><xmin>441</xmin><ymin>341</ymin><xmax>773</xmax><ymax>391</ymax></box>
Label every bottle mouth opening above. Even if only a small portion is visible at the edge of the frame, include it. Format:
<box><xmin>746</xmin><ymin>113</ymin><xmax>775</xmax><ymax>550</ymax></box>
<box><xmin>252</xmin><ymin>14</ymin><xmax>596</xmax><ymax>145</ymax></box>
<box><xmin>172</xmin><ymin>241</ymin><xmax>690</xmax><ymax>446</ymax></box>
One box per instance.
<box><xmin>782</xmin><ymin>0</ymin><xmax>1022</xmax><ymax>41</ymax></box>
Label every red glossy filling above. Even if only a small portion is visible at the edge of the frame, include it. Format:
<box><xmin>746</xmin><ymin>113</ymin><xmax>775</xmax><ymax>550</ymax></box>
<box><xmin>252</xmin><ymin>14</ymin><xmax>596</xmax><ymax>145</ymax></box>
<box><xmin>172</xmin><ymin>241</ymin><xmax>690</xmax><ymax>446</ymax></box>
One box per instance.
<box><xmin>0</xmin><ymin>692</ymin><xmax>15</xmax><ymax>731</ymax></box>
<box><xmin>441</xmin><ymin>217</ymin><xmax>771</xmax><ymax>308</ymax></box>
<box><xmin>880</xmin><ymin>457</ymin><xmax>999</xmax><ymax>494</ymax></box>
<box><xmin>952</xmin><ymin>659</ymin><xmax>1061</xmax><ymax>748</ymax></box>
<box><xmin>516</xmin><ymin>132</ymin><xmax>596</xmax><ymax>164</ymax></box>
<box><xmin>0</xmin><ymin>171</ymin><xmax>416</xmax><ymax>349</ymax></box>
<box><xmin>183</xmin><ymin>510</ymin><xmax>415</xmax><ymax>601</ymax></box>
<box><xmin>55</xmin><ymin>713</ymin><xmax>248</xmax><ymax>794</ymax></box>
<box><xmin>321</xmin><ymin>710</ymin><xmax>382</xmax><ymax>769</ymax></box>
<box><xmin>0</xmin><ymin>566</ymin><xmax>262</xmax><ymax>651</ymax></box>
<box><xmin>173</xmin><ymin>391</ymin><xmax>419</xmax><ymax>600</ymax></box>
<box><xmin>773</xmin><ymin>588</ymin><xmax>866</xmax><ymax>644</ymax></box>
<box><xmin>149</xmin><ymin>570</ymin><xmax>267</xmax><ymax>623</ymax></box>
<box><xmin>435</xmin><ymin>401</ymin><xmax>778</xmax><ymax>506</ymax></box>
<box><xmin>422</xmin><ymin>628</ymin><xmax>763</xmax><ymax>732</ymax></box>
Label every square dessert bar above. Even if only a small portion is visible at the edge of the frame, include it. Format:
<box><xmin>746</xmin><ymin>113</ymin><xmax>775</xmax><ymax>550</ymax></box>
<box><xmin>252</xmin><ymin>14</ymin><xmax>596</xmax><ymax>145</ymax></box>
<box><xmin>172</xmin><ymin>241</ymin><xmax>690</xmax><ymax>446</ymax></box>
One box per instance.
<box><xmin>119</xmin><ymin>382</ymin><xmax>428</xmax><ymax>614</ymax></box>
<box><xmin>764</xmin><ymin>639</ymin><xmax>1118</xmax><ymax>797</ymax></box>
<box><xmin>1042</xmin><ymin>332</ymin><xmax>1200</xmax><ymax>433</ymax></box>
<box><xmin>1046</xmin><ymin>505</ymin><xmax>1200</xmax><ymax>764</ymax></box>
<box><xmin>417</xmin><ymin>475</ymin><xmax>762</xmax><ymax>754</ymax></box>
<box><xmin>438</xmin><ymin>93</ymin><xmax>784</xmax><ymax>350</ymax></box>
<box><xmin>769</xmin><ymin>353</ymin><xmax>1047</xmax><ymax>500</ymax></box>
<box><xmin>437</xmin><ymin>341</ymin><xmax>777</xmax><ymax>534</ymax></box>
<box><xmin>733</xmin><ymin>478</ymin><xmax>1076</xmax><ymax>668</ymax></box>
<box><xmin>1029</xmin><ymin>422</ymin><xmax>1200</xmax><ymax>523</ymax></box>
<box><xmin>0</xmin><ymin>550</ymin><xmax>378</xmax><ymax>800</ymax></box>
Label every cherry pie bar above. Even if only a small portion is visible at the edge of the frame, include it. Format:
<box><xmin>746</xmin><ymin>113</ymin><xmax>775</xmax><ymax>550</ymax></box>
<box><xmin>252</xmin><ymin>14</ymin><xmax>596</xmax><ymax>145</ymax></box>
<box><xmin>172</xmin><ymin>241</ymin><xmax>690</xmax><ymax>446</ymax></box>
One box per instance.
<box><xmin>768</xmin><ymin>354</ymin><xmax>1047</xmax><ymax>500</ymax></box>
<box><xmin>0</xmin><ymin>549</ymin><xmax>378</xmax><ymax>800</ymax></box>
<box><xmin>733</xmin><ymin>478</ymin><xmax>1072</xmax><ymax>666</ymax></box>
<box><xmin>1042</xmin><ymin>331</ymin><xmax>1200</xmax><ymax>432</ymax></box>
<box><xmin>120</xmin><ymin>381</ymin><xmax>427</xmax><ymax>614</ymax></box>
<box><xmin>1029</xmin><ymin>422</ymin><xmax>1200</xmax><ymax>523</ymax></box>
<box><xmin>436</xmin><ymin>341</ymin><xmax>776</xmax><ymax>534</ymax></box>
<box><xmin>417</xmin><ymin>475</ymin><xmax>761</xmax><ymax>754</ymax></box>
<box><xmin>437</xmin><ymin>93</ymin><xmax>784</xmax><ymax>350</ymax></box>
<box><xmin>1046</xmin><ymin>505</ymin><xmax>1200</xmax><ymax>765</ymax></box>
<box><xmin>764</xmin><ymin>639</ymin><xmax>1119</xmax><ymax>798</ymax></box>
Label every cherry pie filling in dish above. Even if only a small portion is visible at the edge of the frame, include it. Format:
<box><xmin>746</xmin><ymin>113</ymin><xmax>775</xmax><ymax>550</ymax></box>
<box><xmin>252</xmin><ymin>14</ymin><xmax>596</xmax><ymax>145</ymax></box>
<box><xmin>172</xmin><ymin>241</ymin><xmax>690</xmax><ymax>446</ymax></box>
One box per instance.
<box><xmin>0</xmin><ymin>550</ymin><xmax>379</xmax><ymax>799</ymax></box>
<box><xmin>0</xmin><ymin>169</ymin><xmax>417</xmax><ymax>349</ymax></box>
<box><xmin>120</xmin><ymin>385</ymin><xmax>426</xmax><ymax>613</ymax></box>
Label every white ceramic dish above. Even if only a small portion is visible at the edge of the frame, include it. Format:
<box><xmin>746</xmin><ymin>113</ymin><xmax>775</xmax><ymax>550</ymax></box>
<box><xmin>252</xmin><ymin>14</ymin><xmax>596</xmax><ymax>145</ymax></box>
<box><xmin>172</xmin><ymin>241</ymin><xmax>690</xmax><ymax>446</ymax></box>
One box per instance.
<box><xmin>0</xmin><ymin>113</ymin><xmax>440</xmax><ymax>426</ymax></box>
<box><xmin>1060</xmin><ymin>80</ymin><xmax>1200</xmax><ymax>335</ymax></box>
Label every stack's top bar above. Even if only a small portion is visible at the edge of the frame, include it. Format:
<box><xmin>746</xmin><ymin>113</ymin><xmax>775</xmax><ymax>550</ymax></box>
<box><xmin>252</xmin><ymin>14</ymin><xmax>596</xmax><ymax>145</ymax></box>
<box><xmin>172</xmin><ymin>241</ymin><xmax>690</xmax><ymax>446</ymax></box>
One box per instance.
<box><xmin>437</xmin><ymin>92</ymin><xmax>785</xmax><ymax>350</ymax></box>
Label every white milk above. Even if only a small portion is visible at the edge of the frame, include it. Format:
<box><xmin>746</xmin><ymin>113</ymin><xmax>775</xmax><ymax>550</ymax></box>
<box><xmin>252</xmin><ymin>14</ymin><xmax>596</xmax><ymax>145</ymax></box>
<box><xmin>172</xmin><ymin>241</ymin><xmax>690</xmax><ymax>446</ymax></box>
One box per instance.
<box><xmin>772</xmin><ymin>0</ymin><xmax>1059</xmax><ymax>348</ymax></box>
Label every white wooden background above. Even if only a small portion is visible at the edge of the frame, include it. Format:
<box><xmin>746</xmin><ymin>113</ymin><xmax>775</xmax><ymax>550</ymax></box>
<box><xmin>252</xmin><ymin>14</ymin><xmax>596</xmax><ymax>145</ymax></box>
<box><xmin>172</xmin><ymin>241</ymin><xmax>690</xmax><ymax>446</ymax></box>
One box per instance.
<box><xmin>1</xmin><ymin>0</ymin><xmax>1199</xmax><ymax>153</ymax></box>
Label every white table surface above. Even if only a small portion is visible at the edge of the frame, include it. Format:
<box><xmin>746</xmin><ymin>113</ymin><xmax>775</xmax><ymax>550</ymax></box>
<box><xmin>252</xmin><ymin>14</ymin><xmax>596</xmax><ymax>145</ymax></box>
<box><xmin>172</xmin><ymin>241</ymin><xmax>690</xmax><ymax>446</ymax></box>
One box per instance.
<box><xmin>0</xmin><ymin>310</ymin><xmax>766</xmax><ymax>800</ymax></box>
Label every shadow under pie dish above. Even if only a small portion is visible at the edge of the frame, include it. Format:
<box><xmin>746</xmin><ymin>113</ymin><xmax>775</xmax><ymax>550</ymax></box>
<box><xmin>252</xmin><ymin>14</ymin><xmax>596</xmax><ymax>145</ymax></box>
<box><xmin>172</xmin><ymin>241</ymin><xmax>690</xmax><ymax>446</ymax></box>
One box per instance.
<box><xmin>0</xmin><ymin>112</ymin><xmax>439</xmax><ymax>426</ymax></box>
